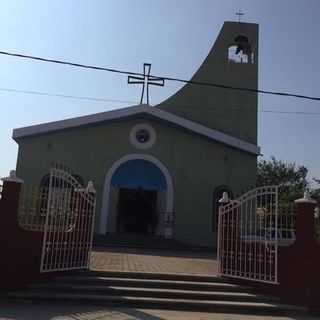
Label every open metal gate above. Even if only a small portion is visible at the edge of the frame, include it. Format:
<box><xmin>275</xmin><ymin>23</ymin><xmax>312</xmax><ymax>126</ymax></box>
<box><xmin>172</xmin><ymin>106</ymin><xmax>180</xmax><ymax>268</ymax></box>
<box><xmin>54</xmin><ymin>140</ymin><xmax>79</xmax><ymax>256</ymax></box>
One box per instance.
<box><xmin>218</xmin><ymin>186</ymin><xmax>279</xmax><ymax>284</ymax></box>
<box><xmin>40</xmin><ymin>164</ymin><xmax>96</xmax><ymax>273</ymax></box>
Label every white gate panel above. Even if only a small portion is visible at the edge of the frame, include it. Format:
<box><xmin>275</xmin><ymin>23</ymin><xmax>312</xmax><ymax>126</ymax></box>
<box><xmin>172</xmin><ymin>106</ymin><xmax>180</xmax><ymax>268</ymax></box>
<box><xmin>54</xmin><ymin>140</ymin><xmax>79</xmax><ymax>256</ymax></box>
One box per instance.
<box><xmin>218</xmin><ymin>186</ymin><xmax>278</xmax><ymax>284</ymax></box>
<box><xmin>40</xmin><ymin>164</ymin><xmax>96</xmax><ymax>273</ymax></box>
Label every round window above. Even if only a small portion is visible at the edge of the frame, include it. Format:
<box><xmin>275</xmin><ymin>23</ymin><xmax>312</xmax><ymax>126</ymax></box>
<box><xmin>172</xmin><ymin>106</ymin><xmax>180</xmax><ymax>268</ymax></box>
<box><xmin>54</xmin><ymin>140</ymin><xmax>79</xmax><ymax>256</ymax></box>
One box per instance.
<box><xmin>135</xmin><ymin>129</ymin><xmax>150</xmax><ymax>143</ymax></box>
<box><xmin>130</xmin><ymin>124</ymin><xmax>156</xmax><ymax>149</ymax></box>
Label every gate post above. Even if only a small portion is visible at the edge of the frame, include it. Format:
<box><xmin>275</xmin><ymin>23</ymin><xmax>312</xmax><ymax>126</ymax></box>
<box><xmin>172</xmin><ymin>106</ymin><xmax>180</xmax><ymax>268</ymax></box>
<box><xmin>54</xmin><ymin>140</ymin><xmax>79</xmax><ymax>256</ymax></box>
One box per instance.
<box><xmin>0</xmin><ymin>170</ymin><xmax>27</xmax><ymax>288</ymax></box>
<box><xmin>1</xmin><ymin>169</ymin><xmax>23</xmax><ymax>194</ymax></box>
<box><xmin>294</xmin><ymin>191</ymin><xmax>317</xmax><ymax>245</ymax></box>
<box><xmin>0</xmin><ymin>170</ymin><xmax>24</xmax><ymax>225</ymax></box>
<box><xmin>217</xmin><ymin>192</ymin><xmax>230</xmax><ymax>274</ymax></box>
<box><xmin>277</xmin><ymin>191</ymin><xmax>320</xmax><ymax>308</ymax></box>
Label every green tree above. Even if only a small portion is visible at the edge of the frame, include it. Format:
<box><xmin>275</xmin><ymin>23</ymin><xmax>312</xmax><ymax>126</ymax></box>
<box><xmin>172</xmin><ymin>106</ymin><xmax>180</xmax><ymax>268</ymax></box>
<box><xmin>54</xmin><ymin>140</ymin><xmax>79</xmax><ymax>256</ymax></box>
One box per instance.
<box><xmin>257</xmin><ymin>156</ymin><xmax>308</xmax><ymax>204</ymax></box>
<box><xmin>311</xmin><ymin>178</ymin><xmax>320</xmax><ymax>204</ymax></box>
<box><xmin>311</xmin><ymin>179</ymin><xmax>320</xmax><ymax>240</ymax></box>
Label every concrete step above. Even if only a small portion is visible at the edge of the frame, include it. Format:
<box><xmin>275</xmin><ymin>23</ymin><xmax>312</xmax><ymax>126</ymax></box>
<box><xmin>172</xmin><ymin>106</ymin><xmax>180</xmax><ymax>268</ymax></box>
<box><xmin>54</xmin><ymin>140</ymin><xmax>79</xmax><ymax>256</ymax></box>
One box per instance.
<box><xmin>1</xmin><ymin>270</ymin><xmax>309</xmax><ymax>316</ymax></box>
<box><xmin>52</xmin><ymin>275</ymin><xmax>250</xmax><ymax>292</ymax></box>
<box><xmin>1</xmin><ymin>291</ymin><xmax>308</xmax><ymax>316</ymax></box>
<box><xmin>29</xmin><ymin>283</ymin><xmax>268</xmax><ymax>303</ymax></box>
<box><xmin>83</xmin><ymin>270</ymin><xmax>222</xmax><ymax>283</ymax></box>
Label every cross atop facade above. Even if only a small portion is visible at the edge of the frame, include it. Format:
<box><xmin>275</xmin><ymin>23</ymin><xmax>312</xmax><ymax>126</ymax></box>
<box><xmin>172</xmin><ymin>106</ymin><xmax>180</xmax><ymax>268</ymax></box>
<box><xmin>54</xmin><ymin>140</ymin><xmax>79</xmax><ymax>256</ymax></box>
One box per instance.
<box><xmin>128</xmin><ymin>63</ymin><xmax>165</xmax><ymax>105</ymax></box>
<box><xmin>236</xmin><ymin>9</ymin><xmax>245</xmax><ymax>23</ymax></box>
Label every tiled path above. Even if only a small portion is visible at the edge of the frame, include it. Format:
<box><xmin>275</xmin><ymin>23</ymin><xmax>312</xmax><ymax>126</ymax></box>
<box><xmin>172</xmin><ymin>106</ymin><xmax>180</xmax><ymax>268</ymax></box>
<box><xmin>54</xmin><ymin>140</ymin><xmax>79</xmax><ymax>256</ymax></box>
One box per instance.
<box><xmin>2</xmin><ymin>249</ymin><xmax>316</xmax><ymax>319</ymax></box>
<box><xmin>90</xmin><ymin>248</ymin><xmax>218</xmax><ymax>275</ymax></box>
<box><xmin>0</xmin><ymin>303</ymin><xmax>316</xmax><ymax>320</ymax></box>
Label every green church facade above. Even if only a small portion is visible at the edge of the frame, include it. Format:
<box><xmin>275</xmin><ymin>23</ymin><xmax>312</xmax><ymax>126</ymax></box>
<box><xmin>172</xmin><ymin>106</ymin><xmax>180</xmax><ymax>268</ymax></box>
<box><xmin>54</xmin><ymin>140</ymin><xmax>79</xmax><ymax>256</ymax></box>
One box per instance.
<box><xmin>12</xmin><ymin>21</ymin><xmax>260</xmax><ymax>247</ymax></box>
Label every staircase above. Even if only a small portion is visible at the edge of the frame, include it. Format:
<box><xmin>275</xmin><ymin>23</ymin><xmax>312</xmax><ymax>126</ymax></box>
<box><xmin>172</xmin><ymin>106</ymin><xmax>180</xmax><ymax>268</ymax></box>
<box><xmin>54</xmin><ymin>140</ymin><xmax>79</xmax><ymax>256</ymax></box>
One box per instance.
<box><xmin>0</xmin><ymin>270</ymin><xmax>308</xmax><ymax>316</ymax></box>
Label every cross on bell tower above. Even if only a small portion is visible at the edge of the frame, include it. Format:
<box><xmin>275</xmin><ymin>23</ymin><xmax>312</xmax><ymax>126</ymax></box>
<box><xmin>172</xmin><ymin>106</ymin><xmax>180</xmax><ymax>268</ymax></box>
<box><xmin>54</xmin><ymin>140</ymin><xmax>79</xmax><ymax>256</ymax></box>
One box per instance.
<box><xmin>128</xmin><ymin>63</ymin><xmax>165</xmax><ymax>105</ymax></box>
<box><xmin>236</xmin><ymin>9</ymin><xmax>245</xmax><ymax>23</ymax></box>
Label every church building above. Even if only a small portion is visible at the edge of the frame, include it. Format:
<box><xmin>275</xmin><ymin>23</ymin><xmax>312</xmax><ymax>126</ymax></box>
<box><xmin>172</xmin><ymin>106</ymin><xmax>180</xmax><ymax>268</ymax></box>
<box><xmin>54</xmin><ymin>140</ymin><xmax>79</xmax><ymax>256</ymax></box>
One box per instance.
<box><xmin>12</xmin><ymin>21</ymin><xmax>260</xmax><ymax>247</ymax></box>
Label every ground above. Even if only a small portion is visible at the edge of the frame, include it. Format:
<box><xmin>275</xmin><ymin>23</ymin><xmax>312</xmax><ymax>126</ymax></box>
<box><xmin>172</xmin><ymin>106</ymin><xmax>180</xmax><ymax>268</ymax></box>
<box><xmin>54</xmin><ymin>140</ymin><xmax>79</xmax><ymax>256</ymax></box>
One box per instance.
<box><xmin>0</xmin><ymin>303</ymin><xmax>318</xmax><ymax>320</ymax></box>
<box><xmin>90</xmin><ymin>248</ymin><xmax>218</xmax><ymax>275</ymax></box>
<box><xmin>1</xmin><ymin>248</ymin><xmax>317</xmax><ymax>320</ymax></box>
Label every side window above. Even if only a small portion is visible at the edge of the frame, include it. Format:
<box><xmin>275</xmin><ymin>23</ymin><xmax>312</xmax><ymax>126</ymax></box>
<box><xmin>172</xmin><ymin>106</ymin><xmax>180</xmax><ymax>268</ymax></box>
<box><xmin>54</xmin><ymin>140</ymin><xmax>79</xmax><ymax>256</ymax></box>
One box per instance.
<box><xmin>39</xmin><ymin>174</ymin><xmax>50</xmax><ymax>216</ymax></box>
<box><xmin>38</xmin><ymin>173</ymin><xmax>84</xmax><ymax>216</ymax></box>
<box><xmin>212</xmin><ymin>186</ymin><xmax>233</xmax><ymax>231</ymax></box>
<box><xmin>39</xmin><ymin>173</ymin><xmax>84</xmax><ymax>188</ymax></box>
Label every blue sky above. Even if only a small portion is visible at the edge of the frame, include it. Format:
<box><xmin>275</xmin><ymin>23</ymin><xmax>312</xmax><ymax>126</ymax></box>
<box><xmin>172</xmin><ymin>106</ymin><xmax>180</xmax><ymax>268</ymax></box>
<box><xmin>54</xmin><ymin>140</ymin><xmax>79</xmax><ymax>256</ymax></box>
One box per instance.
<box><xmin>0</xmin><ymin>0</ymin><xmax>320</xmax><ymax>183</ymax></box>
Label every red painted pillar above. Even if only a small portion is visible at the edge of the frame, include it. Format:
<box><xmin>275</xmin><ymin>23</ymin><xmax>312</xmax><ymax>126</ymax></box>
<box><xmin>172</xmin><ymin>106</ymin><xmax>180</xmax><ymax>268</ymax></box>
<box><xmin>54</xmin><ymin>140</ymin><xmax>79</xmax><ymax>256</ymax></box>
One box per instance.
<box><xmin>294</xmin><ymin>194</ymin><xmax>317</xmax><ymax>246</ymax></box>
<box><xmin>0</xmin><ymin>171</ymin><xmax>24</xmax><ymax>225</ymax></box>
<box><xmin>0</xmin><ymin>171</ymin><xmax>44</xmax><ymax>288</ymax></box>
<box><xmin>277</xmin><ymin>192</ymin><xmax>320</xmax><ymax>308</ymax></box>
<box><xmin>0</xmin><ymin>171</ymin><xmax>24</xmax><ymax>287</ymax></box>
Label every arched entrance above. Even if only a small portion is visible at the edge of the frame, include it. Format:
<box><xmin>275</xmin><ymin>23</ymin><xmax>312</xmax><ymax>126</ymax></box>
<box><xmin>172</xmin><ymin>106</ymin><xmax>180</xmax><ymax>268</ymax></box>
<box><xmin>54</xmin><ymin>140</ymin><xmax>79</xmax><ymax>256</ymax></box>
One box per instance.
<box><xmin>112</xmin><ymin>159</ymin><xmax>166</xmax><ymax>234</ymax></box>
<box><xmin>99</xmin><ymin>154</ymin><xmax>174</xmax><ymax>236</ymax></box>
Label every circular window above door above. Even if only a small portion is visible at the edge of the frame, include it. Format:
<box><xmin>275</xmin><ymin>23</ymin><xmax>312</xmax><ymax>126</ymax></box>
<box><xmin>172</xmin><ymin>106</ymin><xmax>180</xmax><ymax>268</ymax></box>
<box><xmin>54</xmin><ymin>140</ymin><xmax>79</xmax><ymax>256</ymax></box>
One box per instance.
<box><xmin>135</xmin><ymin>129</ymin><xmax>150</xmax><ymax>143</ymax></box>
<box><xmin>130</xmin><ymin>124</ymin><xmax>156</xmax><ymax>149</ymax></box>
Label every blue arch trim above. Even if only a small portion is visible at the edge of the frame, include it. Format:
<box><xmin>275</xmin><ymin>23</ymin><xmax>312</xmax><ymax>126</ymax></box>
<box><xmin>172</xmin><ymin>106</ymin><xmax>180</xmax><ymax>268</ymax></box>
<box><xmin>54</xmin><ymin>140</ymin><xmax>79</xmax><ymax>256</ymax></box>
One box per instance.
<box><xmin>111</xmin><ymin>159</ymin><xmax>167</xmax><ymax>191</ymax></box>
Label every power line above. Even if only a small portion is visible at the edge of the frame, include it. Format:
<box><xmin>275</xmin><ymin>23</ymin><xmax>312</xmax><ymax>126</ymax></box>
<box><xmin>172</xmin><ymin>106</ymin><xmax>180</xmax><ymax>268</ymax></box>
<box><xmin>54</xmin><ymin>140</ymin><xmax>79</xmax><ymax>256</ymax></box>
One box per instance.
<box><xmin>0</xmin><ymin>50</ymin><xmax>319</xmax><ymax>102</ymax></box>
<box><xmin>261</xmin><ymin>110</ymin><xmax>320</xmax><ymax>115</ymax></box>
<box><xmin>1</xmin><ymin>85</ymin><xmax>320</xmax><ymax>116</ymax></box>
<box><xmin>0</xmin><ymin>87</ymin><xmax>137</xmax><ymax>104</ymax></box>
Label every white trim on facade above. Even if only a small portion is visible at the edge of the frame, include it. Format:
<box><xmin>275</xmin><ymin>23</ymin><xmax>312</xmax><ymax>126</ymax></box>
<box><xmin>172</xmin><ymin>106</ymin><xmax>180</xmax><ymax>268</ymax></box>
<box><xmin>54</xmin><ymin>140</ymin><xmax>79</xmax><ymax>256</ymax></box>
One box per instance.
<box><xmin>12</xmin><ymin>104</ymin><xmax>260</xmax><ymax>155</ymax></box>
<box><xmin>99</xmin><ymin>153</ymin><xmax>174</xmax><ymax>235</ymax></box>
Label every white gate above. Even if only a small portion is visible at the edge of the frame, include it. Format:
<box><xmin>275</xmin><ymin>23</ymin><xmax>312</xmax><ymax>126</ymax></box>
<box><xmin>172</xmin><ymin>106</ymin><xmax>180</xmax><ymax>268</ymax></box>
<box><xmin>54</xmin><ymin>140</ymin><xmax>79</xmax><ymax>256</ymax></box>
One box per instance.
<box><xmin>218</xmin><ymin>186</ymin><xmax>279</xmax><ymax>284</ymax></box>
<box><xmin>40</xmin><ymin>164</ymin><xmax>96</xmax><ymax>273</ymax></box>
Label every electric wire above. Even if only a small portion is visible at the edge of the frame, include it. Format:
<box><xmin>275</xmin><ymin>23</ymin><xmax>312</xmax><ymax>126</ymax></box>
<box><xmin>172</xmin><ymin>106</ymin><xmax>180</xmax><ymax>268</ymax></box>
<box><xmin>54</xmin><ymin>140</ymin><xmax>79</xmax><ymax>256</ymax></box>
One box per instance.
<box><xmin>0</xmin><ymin>85</ymin><xmax>319</xmax><ymax>116</ymax></box>
<box><xmin>0</xmin><ymin>50</ymin><xmax>319</xmax><ymax>101</ymax></box>
<box><xmin>0</xmin><ymin>87</ymin><xmax>135</xmax><ymax>104</ymax></box>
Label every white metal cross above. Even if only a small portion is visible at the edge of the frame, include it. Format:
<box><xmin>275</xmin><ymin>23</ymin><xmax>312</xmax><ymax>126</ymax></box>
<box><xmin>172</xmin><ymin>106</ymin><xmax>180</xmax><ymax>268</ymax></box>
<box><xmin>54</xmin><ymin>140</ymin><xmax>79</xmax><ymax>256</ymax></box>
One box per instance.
<box><xmin>128</xmin><ymin>63</ymin><xmax>165</xmax><ymax>105</ymax></box>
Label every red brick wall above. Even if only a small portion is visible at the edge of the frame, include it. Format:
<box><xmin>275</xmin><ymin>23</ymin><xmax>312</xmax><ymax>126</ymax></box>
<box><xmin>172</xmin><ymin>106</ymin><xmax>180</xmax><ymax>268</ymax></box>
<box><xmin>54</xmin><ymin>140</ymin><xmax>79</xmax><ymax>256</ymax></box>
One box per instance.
<box><xmin>277</xmin><ymin>201</ymin><xmax>320</xmax><ymax>308</ymax></box>
<box><xmin>231</xmin><ymin>200</ymin><xmax>320</xmax><ymax>310</ymax></box>
<box><xmin>0</xmin><ymin>180</ymin><xmax>43</xmax><ymax>289</ymax></box>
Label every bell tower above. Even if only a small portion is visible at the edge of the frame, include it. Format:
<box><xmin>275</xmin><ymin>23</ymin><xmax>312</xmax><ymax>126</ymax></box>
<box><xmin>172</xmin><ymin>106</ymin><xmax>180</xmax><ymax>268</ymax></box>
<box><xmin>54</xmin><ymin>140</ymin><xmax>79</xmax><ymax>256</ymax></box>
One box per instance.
<box><xmin>157</xmin><ymin>21</ymin><xmax>259</xmax><ymax>144</ymax></box>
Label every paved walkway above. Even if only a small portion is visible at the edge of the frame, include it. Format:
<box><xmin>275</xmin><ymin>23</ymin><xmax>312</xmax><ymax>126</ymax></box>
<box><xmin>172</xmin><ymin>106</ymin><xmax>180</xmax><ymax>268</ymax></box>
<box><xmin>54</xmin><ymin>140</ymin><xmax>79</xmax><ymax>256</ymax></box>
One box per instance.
<box><xmin>0</xmin><ymin>302</ymin><xmax>317</xmax><ymax>320</ymax></box>
<box><xmin>90</xmin><ymin>248</ymin><xmax>218</xmax><ymax>275</ymax></box>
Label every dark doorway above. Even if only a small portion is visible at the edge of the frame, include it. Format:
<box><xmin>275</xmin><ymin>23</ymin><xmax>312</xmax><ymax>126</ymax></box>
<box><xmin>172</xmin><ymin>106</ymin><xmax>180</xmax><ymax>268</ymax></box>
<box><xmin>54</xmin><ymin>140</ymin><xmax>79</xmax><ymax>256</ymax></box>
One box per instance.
<box><xmin>117</xmin><ymin>188</ymin><xmax>158</xmax><ymax>235</ymax></box>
